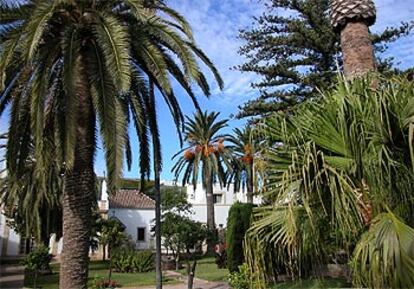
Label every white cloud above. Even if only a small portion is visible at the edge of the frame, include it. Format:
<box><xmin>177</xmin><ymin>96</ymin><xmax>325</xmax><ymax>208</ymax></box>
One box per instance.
<box><xmin>169</xmin><ymin>0</ymin><xmax>264</xmax><ymax>105</ymax></box>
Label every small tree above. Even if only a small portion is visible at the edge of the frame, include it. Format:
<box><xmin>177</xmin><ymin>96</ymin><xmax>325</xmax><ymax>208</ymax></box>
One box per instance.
<box><xmin>96</xmin><ymin>218</ymin><xmax>127</xmax><ymax>282</ymax></box>
<box><xmin>161</xmin><ymin>215</ymin><xmax>208</xmax><ymax>289</ymax></box>
<box><xmin>21</xmin><ymin>245</ymin><xmax>52</xmax><ymax>289</ymax></box>
<box><xmin>158</xmin><ymin>186</ymin><xmax>192</xmax><ymax>269</ymax></box>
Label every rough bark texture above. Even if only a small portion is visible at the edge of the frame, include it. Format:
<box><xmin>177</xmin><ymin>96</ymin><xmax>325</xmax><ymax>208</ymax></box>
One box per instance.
<box><xmin>340</xmin><ymin>21</ymin><xmax>376</xmax><ymax>78</ymax></box>
<box><xmin>155</xmin><ymin>173</ymin><xmax>163</xmax><ymax>289</ymax></box>
<box><xmin>59</xmin><ymin>55</ymin><xmax>95</xmax><ymax>289</ymax></box>
<box><xmin>151</xmin><ymin>78</ymin><xmax>163</xmax><ymax>289</ymax></box>
<box><xmin>206</xmin><ymin>181</ymin><xmax>216</xmax><ymax>253</ymax></box>
<box><xmin>247</xmin><ymin>166</ymin><xmax>254</xmax><ymax>204</ymax></box>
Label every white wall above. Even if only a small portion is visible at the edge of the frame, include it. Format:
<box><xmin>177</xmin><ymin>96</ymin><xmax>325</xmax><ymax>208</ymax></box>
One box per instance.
<box><xmin>7</xmin><ymin>228</ymin><xmax>21</xmax><ymax>255</ymax></box>
<box><xmin>0</xmin><ymin>211</ymin><xmax>21</xmax><ymax>256</ymax></box>
<box><xmin>186</xmin><ymin>183</ymin><xmax>261</xmax><ymax>206</ymax></box>
<box><xmin>111</xmin><ymin>208</ymin><xmax>155</xmax><ymax>250</ymax></box>
<box><xmin>190</xmin><ymin>204</ymin><xmax>231</xmax><ymax>227</ymax></box>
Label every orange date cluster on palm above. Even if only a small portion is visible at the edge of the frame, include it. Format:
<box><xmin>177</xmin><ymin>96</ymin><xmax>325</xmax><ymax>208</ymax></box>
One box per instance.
<box><xmin>184</xmin><ymin>149</ymin><xmax>195</xmax><ymax>160</ymax></box>
<box><xmin>184</xmin><ymin>140</ymin><xmax>226</xmax><ymax>160</ymax></box>
<box><xmin>242</xmin><ymin>145</ymin><xmax>254</xmax><ymax>164</ymax></box>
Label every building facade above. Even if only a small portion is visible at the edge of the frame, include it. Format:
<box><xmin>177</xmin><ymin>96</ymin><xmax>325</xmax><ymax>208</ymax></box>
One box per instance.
<box><xmin>0</xmin><ymin>178</ymin><xmax>260</xmax><ymax>257</ymax></box>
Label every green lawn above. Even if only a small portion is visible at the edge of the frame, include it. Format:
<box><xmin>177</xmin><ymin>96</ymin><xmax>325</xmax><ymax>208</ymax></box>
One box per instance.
<box><xmin>178</xmin><ymin>257</ymin><xmax>229</xmax><ymax>282</ymax></box>
<box><xmin>24</xmin><ymin>261</ymin><xmax>179</xmax><ymax>289</ymax></box>
<box><xmin>272</xmin><ymin>278</ymin><xmax>351</xmax><ymax>289</ymax></box>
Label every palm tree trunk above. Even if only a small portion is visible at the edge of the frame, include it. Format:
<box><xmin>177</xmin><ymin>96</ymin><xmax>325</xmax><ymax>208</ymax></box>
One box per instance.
<box><xmin>154</xmin><ymin>169</ymin><xmax>162</xmax><ymax>289</ymax></box>
<box><xmin>340</xmin><ymin>22</ymin><xmax>376</xmax><ymax>78</ymax></box>
<box><xmin>149</xmin><ymin>80</ymin><xmax>163</xmax><ymax>289</ymax></box>
<box><xmin>59</xmin><ymin>55</ymin><xmax>95</xmax><ymax>289</ymax></box>
<box><xmin>247</xmin><ymin>166</ymin><xmax>254</xmax><ymax>204</ymax></box>
<box><xmin>206</xmin><ymin>181</ymin><xmax>216</xmax><ymax>253</ymax></box>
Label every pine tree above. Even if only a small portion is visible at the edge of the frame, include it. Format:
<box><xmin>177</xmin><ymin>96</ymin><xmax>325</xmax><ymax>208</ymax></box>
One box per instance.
<box><xmin>236</xmin><ymin>0</ymin><xmax>413</xmax><ymax>118</ymax></box>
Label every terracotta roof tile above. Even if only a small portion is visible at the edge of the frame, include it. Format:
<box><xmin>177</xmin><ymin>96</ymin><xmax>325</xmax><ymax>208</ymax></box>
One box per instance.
<box><xmin>109</xmin><ymin>189</ymin><xmax>155</xmax><ymax>209</ymax></box>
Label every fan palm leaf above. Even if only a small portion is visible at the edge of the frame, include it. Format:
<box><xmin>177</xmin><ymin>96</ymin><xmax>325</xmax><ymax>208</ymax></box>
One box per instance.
<box><xmin>245</xmin><ymin>76</ymin><xmax>414</xmax><ymax>288</ymax></box>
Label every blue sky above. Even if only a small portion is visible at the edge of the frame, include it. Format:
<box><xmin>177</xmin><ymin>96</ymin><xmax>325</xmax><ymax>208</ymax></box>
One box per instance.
<box><xmin>1</xmin><ymin>0</ymin><xmax>413</xmax><ymax>181</ymax></box>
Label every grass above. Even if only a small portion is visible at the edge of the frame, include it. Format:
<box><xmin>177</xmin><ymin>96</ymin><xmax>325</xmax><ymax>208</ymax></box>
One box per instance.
<box><xmin>271</xmin><ymin>278</ymin><xmax>351</xmax><ymax>289</ymax></box>
<box><xmin>24</xmin><ymin>260</ymin><xmax>179</xmax><ymax>289</ymax></box>
<box><xmin>178</xmin><ymin>257</ymin><xmax>229</xmax><ymax>282</ymax></box>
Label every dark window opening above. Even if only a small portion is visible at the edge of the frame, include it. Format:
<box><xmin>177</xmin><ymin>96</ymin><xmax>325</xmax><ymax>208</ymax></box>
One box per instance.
<box><xmin>137</xmin><ymin>227</ymin><xmax>146</xmax><ymax>242</ymax></box>
<box><xmin>213</xmin><ymin>194</ymin><xmax>223</xmax><ymax>204</ymax></box>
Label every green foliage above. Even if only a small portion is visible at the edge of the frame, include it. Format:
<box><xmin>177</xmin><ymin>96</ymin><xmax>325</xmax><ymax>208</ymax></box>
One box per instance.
<box><xmin>22</xmin><ymin>245</ymin><xmax>53</xmax><ymax>288</ymax></box>
<box><xmin>226</xmin><ymin>126</ymin><xmax>263</xmax><ymax>202</ymax></box>
<box><xmin>112</xmin><ymin>249</ymin><xmax>154</xmax><ymax>273</ymax></box>
<box><xmin>96</xmin><ymin>217</ymin><xmax>127</xmax><ymax>251</ymax></box>
<box><xmin>172</xmin><ymin>110</ymin><xmax>233</xmax><ymax>238</ymax></box>
<box><xmin>236</xmin><ymin>0</ymin><xmax>413</xmax><ymax>118</ymax></box>
<box><xmin>172</xmin><ymin>110</ymin><xmax>232</xmax><ymax>191</ymax></box>
<box><xmin>0</xmin><ymin>135</ymin><xmax>63</xmax><ymax>244</ymax></box>
<box><xmin>160</xmin><ymin>213</ymin><xmax>208</xmax><ymax>256</ymax></box>
<box><xmin>0</xmin><ymin>0</ymin><xmax>223</xmax><ymax>199</ymax></box>
<box><xmin>24</xmin><ymin>261</ymin><xmax>178</xmax><ymax>288</ymax></box>
<box><xmin>21</xmin><ymin>245</ymin><xmax>52</xmax><ymax>273</ymax></box>
<box><xmin>245</xmin><ymin>75</ymin><xmax>414</xmax><ymax>288</ymax></box>
<box><xmin>228</xmin><ymin>263</ymin><xmax>255</xmax><ymax>289</ymax></box>
<box><xmin>351</xmin><ymin>211</ymin><xmax>414</xmax><ymax>288</ymax></box>
<box><xmin>160</xmin><ymin>186</ymin><xmax>191</xmax><ymax>213</ymax></box>
<box><xmin>91</xmin><ymin>276</ymin><xmax>121</xmax><ymax>289</ymax></box>
<box><xmin>226</xmin><ymin>202</ymin><xmax>253</xmax><ymax>272</ymax></box>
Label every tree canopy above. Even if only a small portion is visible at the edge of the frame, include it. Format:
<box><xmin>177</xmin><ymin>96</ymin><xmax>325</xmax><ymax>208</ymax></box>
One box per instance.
<box><xmin>236</xmin><ymin>0</ymin><xmax>413</xmax><ymax>118</ymax></box>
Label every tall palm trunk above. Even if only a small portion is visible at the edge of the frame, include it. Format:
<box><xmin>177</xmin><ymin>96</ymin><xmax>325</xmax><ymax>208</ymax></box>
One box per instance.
<box><xmin>60</xmin><ymin>55</ymin><xmax>95</xmax><ymax>289</ymax></box>
<box><xmin>330</xmin><ymin>0</ymin><xmax>377</xmax><ymax>78</ymax></box>
<box><xmin>149</xmin><ymin>80</ymin><xmax>162</xmax><ymax>289</ymax></box>
<box><xmin>154</xmin><ymin>171</ymin><xmax>162</xmax><ymax>289</ymax></box>
<box><xmin>340</xmin><ymin>22</ymin><xmax>376</xmax><ymax>78</ymax></box>
<box><xmin>206</xmin><ymin>180</ymin><xmax>216</xmax><ymax>253</ymax></box>
<box><xmin>246</xmin><ymin>166</ymin><xmax>254</xmax><ymax>204</ymax></box>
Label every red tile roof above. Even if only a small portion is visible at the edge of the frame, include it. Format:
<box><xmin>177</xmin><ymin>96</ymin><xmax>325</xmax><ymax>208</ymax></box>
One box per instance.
<box><xmin>109</xmin><ymin>189</ymin><xmax>155</xmax><ymax>209</ymax></box>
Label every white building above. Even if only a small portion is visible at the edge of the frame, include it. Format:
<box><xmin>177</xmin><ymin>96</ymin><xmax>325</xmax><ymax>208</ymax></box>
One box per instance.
<box><xmin>100</xmin><ymin>183</ymin><xmax>156</xmax><ymax>251</ymax></box>
<box><xmin>97</xmin><ymin>180</ymin><xmax>260</xmax><ymax>250</ymax></box>
<box><xmin>0</xmin><ymin>178</ymin><xmax>260</xmax><ymax>256</ymax></box>
<box><xmin>0</xmin><ymin>208</ymin><xmax>23</xmax><ymax>257</ymax></box>
<box><xmin>183</xmin><ymin>182</ymin><xmax>260</xmax><ymax>227</ymax></box>
<box><xmin>0</xmin><ymin>152</ymin><xmax>26</xmax><ymax>257</ymax></box>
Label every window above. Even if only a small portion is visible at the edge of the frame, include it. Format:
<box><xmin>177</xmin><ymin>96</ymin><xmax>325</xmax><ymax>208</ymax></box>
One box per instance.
<box><xmin>137</xmin><ymin>227</ymin><xmax>146</xmax><ymax>242</ymax></box>
<box><xmin>213</xmin><ymin>194</ymin><xmax>223</xmax><ymax>204</ymax></box>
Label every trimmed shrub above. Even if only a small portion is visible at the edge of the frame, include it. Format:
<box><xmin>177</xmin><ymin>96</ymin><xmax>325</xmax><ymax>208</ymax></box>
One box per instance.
<box><xmin>226</xmin><ymin>202</ymin><xmax>253</xmax><ymax>272</ymax></box>
<box><xmin>21</xmin><ymin>245</ymin><xmax>53</xmax><ymax>273</ymax></box>
<box><xmin>228</xmin><ymin>263</ymin><xmax>251</xmax><ymax>289</ymax></box>
<box><xmin>21</xmin><ymin>245</ymin><xmax>53</xmax><ymax>289</ymax></box>
<box><xmin>112</xmin><ymin>249</ymin><xmax>154</xmax><ymax>273</ymax></box>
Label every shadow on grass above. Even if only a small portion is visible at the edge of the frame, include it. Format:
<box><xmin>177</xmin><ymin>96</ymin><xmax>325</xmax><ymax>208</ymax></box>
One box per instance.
<box><xmin>24</xmin><ymin>260</ymin><xmax>179</xmax><ymax>289</ymax></box>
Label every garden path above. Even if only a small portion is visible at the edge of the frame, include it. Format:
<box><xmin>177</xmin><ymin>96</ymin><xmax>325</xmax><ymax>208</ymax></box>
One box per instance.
<box><xmin>131</xmin><ymin>280</ymin><xmax>229</xmax><ymax>289</ymax></box>
<box><xmin>131</xmin><ymin>270</ymin><xmax>230</xmax><ymax>289</ymax></box>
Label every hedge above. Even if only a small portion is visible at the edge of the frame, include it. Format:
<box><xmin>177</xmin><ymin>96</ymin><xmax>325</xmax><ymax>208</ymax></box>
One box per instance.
<box><xmin>226</xmin><ymin>202</ymin><xmax>253</xmax><ymax>272</ymax></box>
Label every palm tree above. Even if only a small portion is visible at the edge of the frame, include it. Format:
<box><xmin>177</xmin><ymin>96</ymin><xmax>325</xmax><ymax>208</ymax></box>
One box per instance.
<box><xmin>227</xmin><ymin>126</ymin><xmax>260</xmax><ymax>203</ymax></box>
<box><xmin>172</xmin><ymin>111</ymin><xmax>232</xmax><ymax>251</ymax></box>
<box><xmin>244</xmin><ymin>76</ymin><xmax>414</xmax><ymax>288</ymax></box>
<box><xmin>0</xmin><ymin>133</ymin><xmax>63</xmax><ymax>246</ymax></box>
<box><xmin>0</xmin><ymin>1</ymin><xmax>222</xmax><ymax>288</ymax></box>
<box><xmin>331</xmin><ymin>0</ymin><xmax>377</xmax><ymax>78</ymax></box>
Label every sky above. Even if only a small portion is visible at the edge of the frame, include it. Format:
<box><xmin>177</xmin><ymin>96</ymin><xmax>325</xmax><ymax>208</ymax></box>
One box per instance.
<box><xmin>1</xmin><ymin>0</ymin><xmax>413</xmax><ymax>181</ymax></box>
